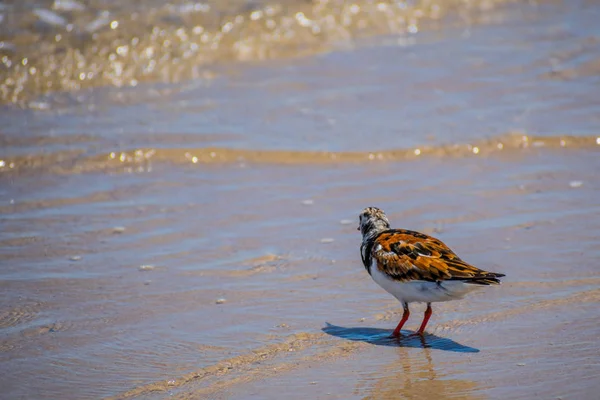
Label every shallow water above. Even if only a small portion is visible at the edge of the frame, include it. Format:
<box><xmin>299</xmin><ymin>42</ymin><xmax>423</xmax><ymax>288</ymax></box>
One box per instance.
<box><xmin>1</xmin><ymin>0</ymin><xmax>600</xmax><ymax>399</ymax></box>
<box><xmin>0</xmin><ymin>0</ymin><xmax>541</xmax><ymax>107</ymax></box>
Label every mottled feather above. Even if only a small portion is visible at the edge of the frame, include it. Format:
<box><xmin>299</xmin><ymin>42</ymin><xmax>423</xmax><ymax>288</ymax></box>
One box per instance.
<box><xmin>369</xmin><ymin>229</ymin><xmax>504</xmax><ymax>285</ymax></box>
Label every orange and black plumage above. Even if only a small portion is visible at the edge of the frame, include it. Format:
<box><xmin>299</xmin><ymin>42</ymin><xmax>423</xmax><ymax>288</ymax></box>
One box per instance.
<box><xmin>359</xmin><ymin>207</ymin><xmax>504</xmax><ymax>337</ymax></box>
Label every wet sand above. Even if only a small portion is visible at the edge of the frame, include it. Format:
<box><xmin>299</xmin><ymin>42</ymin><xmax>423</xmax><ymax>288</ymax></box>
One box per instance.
<box><xmin>1</xmin><ymin>0</ymin><xmax>600</xmax><ymax>399</ymax></box>
<box><xmin>2</xmin><ymin>149</ymin><xmax>599</xmax><ymax>399</ymax></box>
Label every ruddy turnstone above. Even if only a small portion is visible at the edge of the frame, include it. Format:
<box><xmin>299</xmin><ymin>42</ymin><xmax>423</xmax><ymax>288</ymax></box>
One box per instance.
<box><xmin>358</xmin><ymin>207</ymin><xmax>504</xmax><ymax>337</ymax></box>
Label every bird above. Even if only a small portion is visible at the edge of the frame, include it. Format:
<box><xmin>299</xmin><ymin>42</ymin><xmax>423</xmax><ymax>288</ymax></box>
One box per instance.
<box><xmin>358</xmin><ymin>206</ymin><xmax>504</xmax><ymax>337</ymax></box>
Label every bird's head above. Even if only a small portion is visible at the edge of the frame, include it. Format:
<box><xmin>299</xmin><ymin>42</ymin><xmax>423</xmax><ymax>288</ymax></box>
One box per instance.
<box><xmin>358</xmin><ymin>207</ymin><xmax>390</xmax><ymax>238</ymax></box>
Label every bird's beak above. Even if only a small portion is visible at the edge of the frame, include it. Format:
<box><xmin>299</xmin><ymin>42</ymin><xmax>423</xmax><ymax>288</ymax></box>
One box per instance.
<box><xmin>357</xmin><ymin>226</ymin><xmax>360</xmax><ymax>231</ymax></box>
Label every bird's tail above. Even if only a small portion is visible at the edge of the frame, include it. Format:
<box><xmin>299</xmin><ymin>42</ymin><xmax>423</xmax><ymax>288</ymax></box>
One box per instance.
<box><xmin>456</xmin><ymin>272</ymin><xmax>505</xmax><ymax>285</ymax></box>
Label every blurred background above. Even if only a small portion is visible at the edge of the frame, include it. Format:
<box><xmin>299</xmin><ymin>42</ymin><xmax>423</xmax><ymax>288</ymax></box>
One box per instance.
<box><xmin>1</xmin><ymin>0</ymin><xmax>599</xmax><ymax>399</ymax></box>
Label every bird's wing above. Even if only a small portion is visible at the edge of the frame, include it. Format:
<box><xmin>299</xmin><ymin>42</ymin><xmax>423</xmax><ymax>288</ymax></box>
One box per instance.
<box><xmin>372</xmin><ymin>229</ymin><xmax>503</xmax><ymax>284</ymax></box>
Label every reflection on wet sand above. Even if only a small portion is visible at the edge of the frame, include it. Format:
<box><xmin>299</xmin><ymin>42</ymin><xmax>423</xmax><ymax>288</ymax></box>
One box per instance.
<box><xmin>362</xmin><ymin>347</ymin><xmax>484</xmax><ymax>400</ymax></box>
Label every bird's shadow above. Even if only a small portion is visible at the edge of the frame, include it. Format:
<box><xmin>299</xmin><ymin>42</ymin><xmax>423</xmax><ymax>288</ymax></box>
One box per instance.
<box><xmin>322</xmin><ymin>323</ymin><xmax>479</xmax><ymax>353</ymax></box>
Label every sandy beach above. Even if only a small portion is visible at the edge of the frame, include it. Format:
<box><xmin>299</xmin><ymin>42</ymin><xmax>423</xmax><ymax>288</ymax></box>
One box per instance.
<box><xmin>1</xmin><ymin>0</ymin><xmax>599</xmax><ymax>399</ymax></box>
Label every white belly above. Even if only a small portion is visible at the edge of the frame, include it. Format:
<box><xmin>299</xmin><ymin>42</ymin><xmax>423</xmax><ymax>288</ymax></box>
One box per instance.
<box><xmin>370</xmin><ymin>261</ymin><xmax>481</xmax><ymax>304</ymax></box>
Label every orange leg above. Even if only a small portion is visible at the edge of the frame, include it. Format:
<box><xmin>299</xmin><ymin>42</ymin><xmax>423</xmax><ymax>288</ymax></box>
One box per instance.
<box><xmin>415</xmin><ymin>303</ymin><xmax>432</xmax><ymax>335</ymax></box>
<box><xmin>392</xmin><ymin>302</ymin><xmax>410</xmax><ymax>337</ymax></box>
